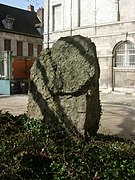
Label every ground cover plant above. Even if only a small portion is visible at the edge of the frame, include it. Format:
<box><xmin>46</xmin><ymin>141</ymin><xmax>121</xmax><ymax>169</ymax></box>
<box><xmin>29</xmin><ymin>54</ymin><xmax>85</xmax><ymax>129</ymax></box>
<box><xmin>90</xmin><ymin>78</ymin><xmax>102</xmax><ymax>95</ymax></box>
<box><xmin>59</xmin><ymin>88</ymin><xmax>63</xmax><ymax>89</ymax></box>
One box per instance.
<box><xmin>0</xmin><ymin>111</ymin><xmax>135</xmax><ymax>180</ymax></box>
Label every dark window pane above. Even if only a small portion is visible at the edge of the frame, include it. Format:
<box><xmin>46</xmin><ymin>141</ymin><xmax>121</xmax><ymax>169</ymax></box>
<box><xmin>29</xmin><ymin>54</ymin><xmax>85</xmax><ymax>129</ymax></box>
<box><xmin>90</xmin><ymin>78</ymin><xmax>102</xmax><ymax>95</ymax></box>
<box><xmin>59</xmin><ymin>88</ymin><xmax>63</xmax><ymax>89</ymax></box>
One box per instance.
<box><xmin>17</xmin><ymin>41</ymin><xmax>23</xmax><ymax>56</ymax></box>
<box><xmin>37</xmin><ymin>44</ymin><xmax>42</xmax><ymax>56</ymax></box>
<box><xmin>4</xmin><ymin>39</ymin><xmax>11</xmax><ymax>51</ymax></box>
<box><xmin>28</xmin><ymin>43</ymin><xmax>33</xmax><ymax>56</ymax></box>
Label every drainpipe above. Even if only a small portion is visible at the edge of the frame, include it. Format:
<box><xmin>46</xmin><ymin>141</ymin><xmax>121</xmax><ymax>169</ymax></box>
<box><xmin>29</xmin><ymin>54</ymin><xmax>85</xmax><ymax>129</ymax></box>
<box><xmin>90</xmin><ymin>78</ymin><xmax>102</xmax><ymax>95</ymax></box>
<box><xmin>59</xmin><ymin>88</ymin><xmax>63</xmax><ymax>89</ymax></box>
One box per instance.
<box><xmin>112</xmin><ymin>54</ymin><xmax>115</xmax><ymax>91</ymax></box>
<box><xmin>115</xmin><ymin>0</ymin><xmax>120</xmax><ymax>21</ymax></box>
<box><xmin>47</xmin><ymin>0</ymin><xmax>50</xmax><ymax>49</ymax></box>
<box><xmin>70</xmin><ymin>0</ymin><xmax>72</xmax><ymax>36</ymax></box>
<box><xmin>117</xmin><ymin>0</ymin><xmax>120</xmax><ymax>21</ymax></box>
<box><xmin>94</xmin><ymin>0</ymin><xmax>97</xmax><ymax>35</ymax></box>
<box><xmin>77</xmin><ymin>0</ymin><xmax>80</xmax><ymax>27</ymax></box>
<box><xmin>9</xmin><ymin>51</ymin><xmax>12</xmax><ymax>95</ymax></box>
<box><xmin>46</xmin><ymin>0</ymin><xmax>50</xmax><ymax>49</ymax></box>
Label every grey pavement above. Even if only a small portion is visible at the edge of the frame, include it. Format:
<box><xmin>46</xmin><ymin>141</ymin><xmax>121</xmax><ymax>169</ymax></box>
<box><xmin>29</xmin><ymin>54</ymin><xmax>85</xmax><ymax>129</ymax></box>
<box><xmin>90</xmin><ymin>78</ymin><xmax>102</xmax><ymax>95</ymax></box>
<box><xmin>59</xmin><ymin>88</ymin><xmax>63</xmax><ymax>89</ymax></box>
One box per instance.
<box><xmin>99</xmin><ymin>92</ymin><xmax>135</xmax><ymax>143</ymax></box>
<box><xmin>0</xmin><ymin>93</ymin><xmax>135</xmax><ymax>143</ymax></box>
<box><xmin>0</xmin><ymin>95</ymin><xmax>28</xmax><ymax>115</ymax></box>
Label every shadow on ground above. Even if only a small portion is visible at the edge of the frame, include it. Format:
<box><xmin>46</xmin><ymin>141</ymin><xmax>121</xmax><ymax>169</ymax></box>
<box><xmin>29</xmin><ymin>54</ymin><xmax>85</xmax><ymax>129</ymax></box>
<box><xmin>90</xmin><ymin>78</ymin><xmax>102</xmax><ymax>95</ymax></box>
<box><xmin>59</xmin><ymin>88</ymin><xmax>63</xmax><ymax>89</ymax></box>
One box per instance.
<box><xmin>100</xmin><ymin>102</ymin><xmax>135</xmax><ymax>143</ymax></box>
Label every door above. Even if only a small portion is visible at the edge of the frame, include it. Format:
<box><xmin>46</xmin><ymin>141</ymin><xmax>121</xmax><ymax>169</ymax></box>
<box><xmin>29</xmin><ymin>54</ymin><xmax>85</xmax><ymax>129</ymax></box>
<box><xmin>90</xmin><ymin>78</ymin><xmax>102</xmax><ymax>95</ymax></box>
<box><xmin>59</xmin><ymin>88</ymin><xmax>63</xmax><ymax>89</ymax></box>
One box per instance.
<box><xmin>0</xmin><ymin>51</ymin><xmax>11</xmax><ymax>95</ymax></box>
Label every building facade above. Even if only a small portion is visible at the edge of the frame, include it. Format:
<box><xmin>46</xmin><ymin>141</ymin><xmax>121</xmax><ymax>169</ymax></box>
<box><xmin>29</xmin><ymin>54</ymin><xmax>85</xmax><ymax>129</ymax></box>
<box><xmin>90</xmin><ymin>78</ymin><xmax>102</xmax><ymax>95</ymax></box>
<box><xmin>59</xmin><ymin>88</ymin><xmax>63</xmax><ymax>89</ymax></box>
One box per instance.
<box><xmin>0</xmin><ymin>4</ymin><xmax>44</xmax><ymax>94</ymax></box>
<box><xmin>44</xmin><ymin>0</ymin><xmax>135</xmax><ymax>94</ymax></box>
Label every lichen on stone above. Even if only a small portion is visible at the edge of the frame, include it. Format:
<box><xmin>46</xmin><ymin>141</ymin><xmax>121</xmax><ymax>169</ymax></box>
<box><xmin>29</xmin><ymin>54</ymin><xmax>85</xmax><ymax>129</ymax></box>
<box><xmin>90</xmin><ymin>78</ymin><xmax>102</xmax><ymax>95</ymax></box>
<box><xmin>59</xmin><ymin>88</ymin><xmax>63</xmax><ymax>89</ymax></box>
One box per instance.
<box><xmin>28</xmin><ymin>35</ymin><xmax>101</xmax><ymax>138</ymax></box>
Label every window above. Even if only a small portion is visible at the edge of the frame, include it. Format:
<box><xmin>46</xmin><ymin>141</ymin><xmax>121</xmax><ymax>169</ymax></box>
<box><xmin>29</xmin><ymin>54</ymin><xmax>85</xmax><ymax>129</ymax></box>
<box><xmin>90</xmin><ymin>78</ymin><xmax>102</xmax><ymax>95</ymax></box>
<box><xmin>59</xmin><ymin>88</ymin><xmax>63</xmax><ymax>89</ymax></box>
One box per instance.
<box><xmin>28</xmin><ymin>43</ymin><xmax>33</xmax><ymax>56</ymax></box>
<box><xmin>37</xmin><ymin>44</ymin><xmax>42</xmax><ymax>56</ymax></box>
<box><xmin>4</xmin><ymin>39</ymin><xmax>11</xmax><ymax>51</ymax></box>
<box><xmin>2</xmin><ymin>15</ymin><xmax>15</xmax><ymax>30</ymax></box>
<box><xmin>115</xmin><ymin>41</ymin><xmax>135</xmax><ymax>67</ymax></box>
<box><xmin>17</xmin><ymin>41</ymin><xmax>23</xmax><ymax>56</ymax></box>
<box><xmin>52</xmin><ymin>4</ymin><xmax>62</xmax><ymax>31</ymax></box>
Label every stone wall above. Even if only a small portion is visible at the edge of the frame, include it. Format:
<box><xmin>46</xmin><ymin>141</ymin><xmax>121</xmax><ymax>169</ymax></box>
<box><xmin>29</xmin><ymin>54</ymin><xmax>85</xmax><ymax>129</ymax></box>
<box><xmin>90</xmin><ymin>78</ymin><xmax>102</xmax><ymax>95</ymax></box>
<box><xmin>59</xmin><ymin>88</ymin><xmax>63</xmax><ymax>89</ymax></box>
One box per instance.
<box><xmin>44</xmin><ymin>0</ymin><xmax>135</xmax><ymax>34</ymax></box>
<box><xmin>44</xmin><ymin>0</ymin><xmax>135</xmax><ymax>94</ymax></box>
<box><xmin>0</xmin><ymin>31</ymin><xmax>42</xmax><ymax>57</ymax></box>
<box><xmin>28</xmin><ymin>35</ymin><xmax>101</xmax><ymax>137</ymax></box>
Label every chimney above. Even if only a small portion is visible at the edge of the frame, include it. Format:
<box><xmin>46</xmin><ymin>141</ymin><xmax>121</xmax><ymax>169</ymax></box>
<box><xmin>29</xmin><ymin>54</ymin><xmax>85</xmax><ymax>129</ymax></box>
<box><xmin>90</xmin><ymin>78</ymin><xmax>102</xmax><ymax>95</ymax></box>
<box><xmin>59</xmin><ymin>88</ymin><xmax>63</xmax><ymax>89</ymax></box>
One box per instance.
<box><xmin>28</xmin><ymin>4</ymin><xmax>34</xmax><ymax>11</ymax></box>
<box><xmin>37</xmin><ymin>7</ymin><xmax>44</xmax><ymax>23</ymax></box>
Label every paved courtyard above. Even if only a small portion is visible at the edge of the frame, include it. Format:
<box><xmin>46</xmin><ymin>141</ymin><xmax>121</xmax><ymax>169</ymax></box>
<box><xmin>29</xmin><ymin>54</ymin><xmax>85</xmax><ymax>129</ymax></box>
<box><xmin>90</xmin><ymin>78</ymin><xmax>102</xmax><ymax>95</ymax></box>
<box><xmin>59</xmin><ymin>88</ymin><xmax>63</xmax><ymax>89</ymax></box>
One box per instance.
<box><xmin>0</xmin><ymin>93</ymin><xmax>135</xmax><ymax>143</ymax></box>
<box><xmin>99</xmin><ymin>93</ymin><xmax>135</xmax><ymax>143</ymax></box>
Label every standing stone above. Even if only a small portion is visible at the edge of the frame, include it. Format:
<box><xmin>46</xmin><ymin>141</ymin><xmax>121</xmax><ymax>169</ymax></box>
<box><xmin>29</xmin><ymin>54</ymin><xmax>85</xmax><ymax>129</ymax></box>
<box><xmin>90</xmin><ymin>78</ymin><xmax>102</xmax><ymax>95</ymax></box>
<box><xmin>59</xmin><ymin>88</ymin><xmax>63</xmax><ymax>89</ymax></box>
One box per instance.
<box><xmin>28</xmin><ymin>35</ymin><xmax>101</xmax><ymax>138</ymax></box>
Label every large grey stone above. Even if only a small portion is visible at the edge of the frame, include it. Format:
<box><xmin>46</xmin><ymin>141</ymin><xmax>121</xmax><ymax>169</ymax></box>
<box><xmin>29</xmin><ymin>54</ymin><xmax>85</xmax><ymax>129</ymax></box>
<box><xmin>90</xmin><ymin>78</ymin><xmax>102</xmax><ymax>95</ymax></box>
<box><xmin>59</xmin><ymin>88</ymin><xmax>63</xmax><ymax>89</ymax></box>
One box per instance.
<box><xmin>28</xmin><ymin>35</ymin><xmax>101</xmax><ymax>138</ymax></box>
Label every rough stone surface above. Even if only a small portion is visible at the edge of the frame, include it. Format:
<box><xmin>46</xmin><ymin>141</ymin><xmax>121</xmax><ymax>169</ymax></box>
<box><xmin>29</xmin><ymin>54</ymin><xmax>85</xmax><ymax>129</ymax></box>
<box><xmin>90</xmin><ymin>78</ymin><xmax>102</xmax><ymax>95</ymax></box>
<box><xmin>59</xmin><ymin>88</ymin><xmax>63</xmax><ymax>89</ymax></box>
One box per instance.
<box><xmin>28</xmin><ymin>35</ymin><xmax>101</xmax><ymax>137</ymax></box>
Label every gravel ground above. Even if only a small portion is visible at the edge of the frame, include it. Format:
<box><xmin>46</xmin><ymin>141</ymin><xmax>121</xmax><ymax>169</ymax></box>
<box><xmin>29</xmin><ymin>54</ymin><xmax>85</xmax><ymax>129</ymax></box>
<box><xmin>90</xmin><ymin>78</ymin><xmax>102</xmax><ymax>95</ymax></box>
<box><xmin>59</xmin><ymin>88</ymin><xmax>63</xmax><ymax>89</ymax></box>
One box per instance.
<box><xmin>0</xmin><ymin>93</ymin><xmax>135</xmax><ymax>142</ymax></box>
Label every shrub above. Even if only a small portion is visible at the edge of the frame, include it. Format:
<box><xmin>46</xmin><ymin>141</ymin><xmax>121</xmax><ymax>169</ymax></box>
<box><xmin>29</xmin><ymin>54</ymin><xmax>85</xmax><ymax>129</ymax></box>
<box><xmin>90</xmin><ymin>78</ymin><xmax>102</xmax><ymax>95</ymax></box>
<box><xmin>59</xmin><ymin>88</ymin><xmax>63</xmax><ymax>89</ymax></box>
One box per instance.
<box><xmin>0</xmin><ymin>112</ymin><xmax>135</xmax><ymax>179</ymax></box>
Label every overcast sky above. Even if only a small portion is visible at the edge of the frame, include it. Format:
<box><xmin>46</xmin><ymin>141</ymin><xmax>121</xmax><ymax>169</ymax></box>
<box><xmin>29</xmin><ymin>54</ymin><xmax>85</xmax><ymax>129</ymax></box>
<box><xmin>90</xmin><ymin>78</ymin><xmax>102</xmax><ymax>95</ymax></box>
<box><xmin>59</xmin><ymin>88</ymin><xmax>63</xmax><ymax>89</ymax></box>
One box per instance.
<box><xmin>0</xmin><ymin>0</ymin><xmax>44</xmax><ymax>10</ymax></box>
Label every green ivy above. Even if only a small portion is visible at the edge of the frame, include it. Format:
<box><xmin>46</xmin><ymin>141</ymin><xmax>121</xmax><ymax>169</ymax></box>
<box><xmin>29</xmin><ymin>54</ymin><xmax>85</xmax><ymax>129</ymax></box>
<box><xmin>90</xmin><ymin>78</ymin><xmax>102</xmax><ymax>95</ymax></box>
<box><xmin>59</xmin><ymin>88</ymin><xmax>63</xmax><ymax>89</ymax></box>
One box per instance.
<box><xmin>0</xmin><ymin>112</ymin><xmax>135</xmax><ymax>179</ymax></box>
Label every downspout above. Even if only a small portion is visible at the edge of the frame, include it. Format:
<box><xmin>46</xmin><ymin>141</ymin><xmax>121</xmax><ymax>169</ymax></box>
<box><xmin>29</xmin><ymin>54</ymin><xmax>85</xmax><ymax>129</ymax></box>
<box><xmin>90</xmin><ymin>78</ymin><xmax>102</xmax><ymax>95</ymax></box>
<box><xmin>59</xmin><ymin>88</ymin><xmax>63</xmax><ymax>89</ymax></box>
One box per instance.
<box><xmin>47</xmin><ymin>0</ymin><xmax>50</xmax><ymax>49</ymax></box>
<box><xmin>70</xmin><ymin>0</ymin><xmax>72</xmax><ymax>36</ymax></box>
<box><xmin>117</xmin><ymin>0</ymin><xmax>120</xmax><ymax>21</ymax></box>
<box><xmin>77</xmin><ymin>0</ymin><xmax>80</xmax><ymax>27</ymax></box>
<box><xmin>115</xmin><ymin>0</ymin><xmax>120</xmax><ymax>21</ymax></box>
<box><xmin>94</xmin><ymin>0</ymin><xmax>97</xmax><ymax>35</ymax></box>
<box><xmin>112</xmin><ymin>53</ymin><xmax>115</xmax><ymax>91</ymax></box>
<box><xmin>9</xmin><ymin>51</ymin><xmax>11</xmax><ymax>95</ymax></box>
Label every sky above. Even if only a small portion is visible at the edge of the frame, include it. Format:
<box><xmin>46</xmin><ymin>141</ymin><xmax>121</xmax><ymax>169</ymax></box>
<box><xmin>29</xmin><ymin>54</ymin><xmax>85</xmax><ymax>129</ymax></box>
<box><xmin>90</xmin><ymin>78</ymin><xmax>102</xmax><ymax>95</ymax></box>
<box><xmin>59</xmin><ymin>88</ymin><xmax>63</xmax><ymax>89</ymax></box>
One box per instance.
<box><xmin>0</xmin><ymin>0</ymin><xmax>44</xmax><ymax>10</ymax></box>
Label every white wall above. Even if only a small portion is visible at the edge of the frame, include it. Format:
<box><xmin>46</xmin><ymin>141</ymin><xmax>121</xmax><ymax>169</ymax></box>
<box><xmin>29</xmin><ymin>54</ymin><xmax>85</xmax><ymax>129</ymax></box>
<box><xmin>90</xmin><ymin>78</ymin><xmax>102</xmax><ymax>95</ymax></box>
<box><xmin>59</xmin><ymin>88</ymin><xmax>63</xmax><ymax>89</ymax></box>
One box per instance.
<box><xmin>43</xmin><ymin>0</ymin><xmax>135</xmax><ymax>93</ymax></box>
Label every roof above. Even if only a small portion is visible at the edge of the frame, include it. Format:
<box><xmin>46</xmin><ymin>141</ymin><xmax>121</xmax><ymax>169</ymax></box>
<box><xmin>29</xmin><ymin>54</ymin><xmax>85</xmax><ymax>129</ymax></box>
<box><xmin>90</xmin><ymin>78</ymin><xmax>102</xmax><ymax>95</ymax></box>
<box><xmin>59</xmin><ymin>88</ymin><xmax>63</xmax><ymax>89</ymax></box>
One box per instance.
<box><xmin>0</xmin><ymin>3</ymin><xmax>42</xmax><ymax>38</ymax></box>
